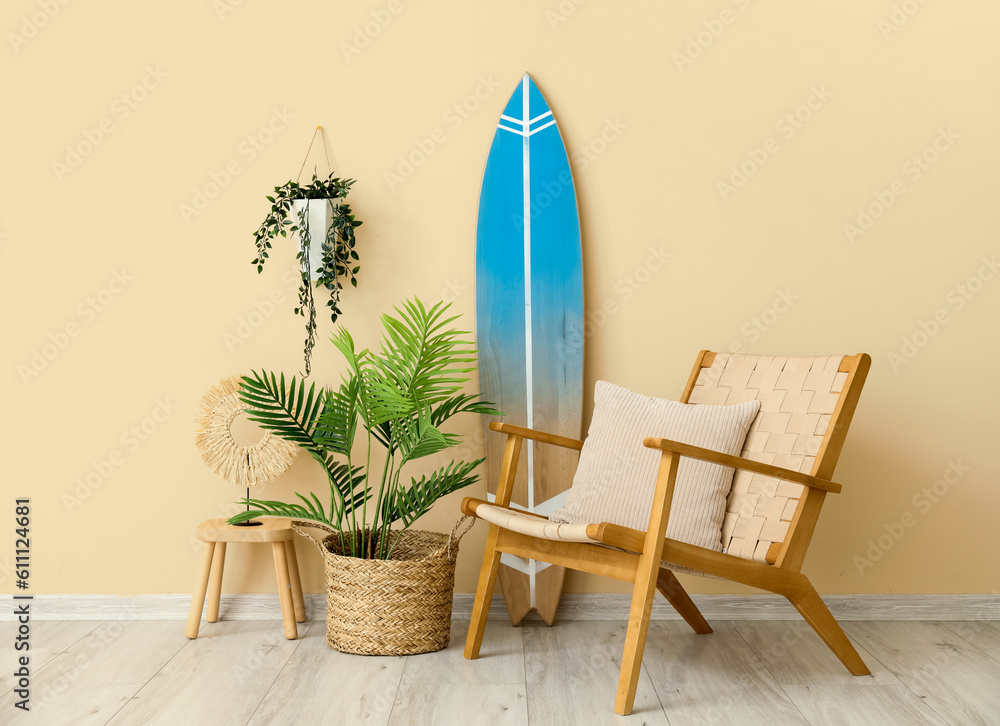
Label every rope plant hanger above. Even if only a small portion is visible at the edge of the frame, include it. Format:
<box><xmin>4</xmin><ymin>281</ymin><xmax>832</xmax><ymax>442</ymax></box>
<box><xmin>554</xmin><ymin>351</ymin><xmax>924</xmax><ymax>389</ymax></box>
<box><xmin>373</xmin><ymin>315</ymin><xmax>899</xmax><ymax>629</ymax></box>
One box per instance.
<box><xmin>250</xmin><ymin>126</ymin><xmax>363</xmax><ymax>377</ymax></box>
<box><xmin>194</xmin><ymin>375</ymin><xmax>298</xmax><ymax>526</ymax></box>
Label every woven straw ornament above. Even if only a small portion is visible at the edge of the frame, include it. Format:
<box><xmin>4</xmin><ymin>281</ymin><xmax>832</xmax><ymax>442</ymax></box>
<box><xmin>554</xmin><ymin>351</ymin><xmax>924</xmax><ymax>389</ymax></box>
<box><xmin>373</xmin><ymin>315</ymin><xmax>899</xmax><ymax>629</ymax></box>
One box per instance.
<box><xmin>194</xmin><ymin>375</ymin><xmax>297</xmax><ymax>487</ymax></box>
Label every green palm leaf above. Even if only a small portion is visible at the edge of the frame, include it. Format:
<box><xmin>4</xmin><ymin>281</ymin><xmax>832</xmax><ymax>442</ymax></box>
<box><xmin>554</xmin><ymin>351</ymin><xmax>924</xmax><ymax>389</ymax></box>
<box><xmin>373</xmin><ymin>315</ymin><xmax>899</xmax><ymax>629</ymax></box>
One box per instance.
<box><xmin>314</xmin><ymin>378</ymin><xmax>360</xmax><ymax>456</ymax></box>
<box><xmin>230</xmin><ymin>297</ymin><xmax>502</xmax><ymax>557</ymax></box>
<box><xmin>430</xmin><ymin>393</ymin><xmax>503</xmax><ymax>427</ymax></box>
<box><xmin>392</xmin><ymin>408</ymin><xmax>458</xmax><ymax>466</ymax></box>
<box><xmin>239</xmin><ymin>372</ymin><xmax>325</xmax><ymax>459</ymax></box>
<box><xmin>371</xmin><ymin>300</ymin><xmax>478</xmax><ymax>407</ymax></box>
<box><xmin>384</xmin><ymin>459</ymin><xmax>484</xmax><ymax>527</ymax></box>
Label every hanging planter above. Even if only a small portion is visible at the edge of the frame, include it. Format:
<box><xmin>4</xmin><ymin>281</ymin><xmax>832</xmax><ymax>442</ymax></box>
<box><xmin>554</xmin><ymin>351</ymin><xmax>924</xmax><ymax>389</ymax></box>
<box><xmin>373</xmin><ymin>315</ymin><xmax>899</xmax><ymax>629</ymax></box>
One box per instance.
<box><xmin>251</xmin><ymin>129</ymin><xmax>363</xmax><ymax>377</ymax></box>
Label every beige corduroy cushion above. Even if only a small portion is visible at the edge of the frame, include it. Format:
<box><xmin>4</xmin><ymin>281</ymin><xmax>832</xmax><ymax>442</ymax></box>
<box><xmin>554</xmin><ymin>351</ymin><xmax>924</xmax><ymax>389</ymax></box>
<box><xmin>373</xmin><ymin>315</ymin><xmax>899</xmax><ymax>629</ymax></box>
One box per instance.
<box><xmin>550</xmin><ymin>381</ymin><xmax>760</xmax><ymax>551</ymax></box>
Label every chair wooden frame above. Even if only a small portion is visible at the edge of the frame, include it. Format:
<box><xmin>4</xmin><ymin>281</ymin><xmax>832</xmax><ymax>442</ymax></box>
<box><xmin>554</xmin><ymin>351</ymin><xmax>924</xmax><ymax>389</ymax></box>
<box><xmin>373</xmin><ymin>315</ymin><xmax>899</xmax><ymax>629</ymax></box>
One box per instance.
<box><xmin>462</xmin><ymin>351</ymin><xmax>872</xmax><ymax>715</ymax></box>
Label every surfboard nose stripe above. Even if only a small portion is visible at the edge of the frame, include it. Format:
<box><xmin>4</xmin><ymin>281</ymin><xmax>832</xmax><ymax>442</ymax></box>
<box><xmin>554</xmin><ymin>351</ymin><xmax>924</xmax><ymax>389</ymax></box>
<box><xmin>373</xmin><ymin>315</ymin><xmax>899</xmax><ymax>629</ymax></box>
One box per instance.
<box><xmin>496</xmin><ymin>118</ymin><xmax>558</xmax><ymax>138</ymax></box>
<box><xmin>500</xmin><ymin>110</ymin><xmax>553</xmax><ymax>127</ymax></box>
<box><xmin>497</xmin><ymin>123</ymin><xmax>525</xmax><ymax>136</ymax></box>
<box><xmin>497</xmin><ymin>109</ymin><xmax>555</xmax><ymax>137</ymax></box>
<box><xmin>528</xmin><ymin>110</ymin><xmax>553</xmax><ymax>125</ymax></box>
<box><xmin>527</xmin><ymin>119</ymin><xmax>557</xmax><ymax>136</ymax></box>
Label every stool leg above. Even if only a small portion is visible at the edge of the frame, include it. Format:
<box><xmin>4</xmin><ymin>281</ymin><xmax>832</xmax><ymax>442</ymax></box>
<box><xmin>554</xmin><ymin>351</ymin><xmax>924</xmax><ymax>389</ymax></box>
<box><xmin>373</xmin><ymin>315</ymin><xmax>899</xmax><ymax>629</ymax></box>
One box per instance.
<box><xmin>285</xmin><ymin>539</ymin><xmax>306</xmax><ymax>623</ymax></box>
<box><xmin>272</xmin><ymin>542</ymin><xmax>298</xmax><ymax>640</ymax></box>
<box><xmin>206</xmin><ymin>543</ymin><xmax>227</xmax><ymax>623</ymax></box>
<box><xmin>186</xmin><ymin>542</ymin><xmax>216</xmax><ymax>639</ymax></box>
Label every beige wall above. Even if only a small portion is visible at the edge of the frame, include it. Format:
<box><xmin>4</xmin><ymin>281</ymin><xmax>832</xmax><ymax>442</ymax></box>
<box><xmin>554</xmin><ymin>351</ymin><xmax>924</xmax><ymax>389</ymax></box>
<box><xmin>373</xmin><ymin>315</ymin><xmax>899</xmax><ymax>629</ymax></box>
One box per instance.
<box><xmin>4</xmin><ymin>0</ymin><xmax>997</xmax><ymax>598</ymax></box>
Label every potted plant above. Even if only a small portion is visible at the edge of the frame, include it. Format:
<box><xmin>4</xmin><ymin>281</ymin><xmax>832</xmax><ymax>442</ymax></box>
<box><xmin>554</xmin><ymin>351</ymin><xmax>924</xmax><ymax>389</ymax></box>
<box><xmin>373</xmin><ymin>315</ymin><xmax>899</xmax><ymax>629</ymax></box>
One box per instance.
<box><xmin>228</xmin><ymin>298</ymin><xmax>500</xmax><ymax>654</ymax></box>
<box><xmin>251</xmin><ymin>173</ymin><xmax>362</xmax><ymax>376</ymax></box>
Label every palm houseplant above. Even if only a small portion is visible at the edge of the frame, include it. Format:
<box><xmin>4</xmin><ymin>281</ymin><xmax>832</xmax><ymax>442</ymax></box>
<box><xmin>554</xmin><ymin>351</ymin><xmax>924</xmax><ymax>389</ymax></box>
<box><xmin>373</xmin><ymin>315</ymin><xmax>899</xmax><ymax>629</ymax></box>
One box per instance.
<box><xmin>252</xmin><ymin>173</ymin><xmax>362</xmax><ymax>376</ymax></box>
<box><xmin>228</xmin><ymin>298</ymin><xmax>500</xmax><ymax>654</ymax></box>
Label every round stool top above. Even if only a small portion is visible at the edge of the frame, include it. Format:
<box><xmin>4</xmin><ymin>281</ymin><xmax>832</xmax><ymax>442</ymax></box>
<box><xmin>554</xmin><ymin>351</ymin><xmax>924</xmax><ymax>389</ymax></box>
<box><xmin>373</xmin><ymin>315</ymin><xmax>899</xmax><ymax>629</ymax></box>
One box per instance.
<box><xmin>196</xmin><ymin>517</ymin><xmax>297</xmax><ymax>543</ymax></box>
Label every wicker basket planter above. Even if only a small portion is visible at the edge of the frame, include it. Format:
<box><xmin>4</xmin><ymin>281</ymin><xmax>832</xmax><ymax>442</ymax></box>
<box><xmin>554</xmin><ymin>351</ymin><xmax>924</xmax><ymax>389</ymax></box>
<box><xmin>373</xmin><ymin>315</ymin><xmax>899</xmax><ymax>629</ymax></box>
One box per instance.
<box><xmin>292</xmin><ymin>518</ymin><xmax>472</xmax><ymax>656</ymax></box>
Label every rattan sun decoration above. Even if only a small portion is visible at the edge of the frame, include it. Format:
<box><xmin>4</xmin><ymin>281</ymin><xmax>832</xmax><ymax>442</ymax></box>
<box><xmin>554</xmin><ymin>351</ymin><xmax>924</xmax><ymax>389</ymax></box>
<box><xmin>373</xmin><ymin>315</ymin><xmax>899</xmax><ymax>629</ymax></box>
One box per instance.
<box><xmin>194</xmin><ymin>375</ymin><xmax>298</xmax><ymax>490</ymax></box>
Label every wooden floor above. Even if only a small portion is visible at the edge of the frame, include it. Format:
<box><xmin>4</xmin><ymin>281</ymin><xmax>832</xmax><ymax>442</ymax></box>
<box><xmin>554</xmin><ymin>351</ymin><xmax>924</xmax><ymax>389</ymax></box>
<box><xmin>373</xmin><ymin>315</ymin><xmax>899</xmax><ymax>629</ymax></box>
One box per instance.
<box><xmin>2</xmin><ymin>618</ymin><xmax>999</xmax><ymax>725</ymax></box>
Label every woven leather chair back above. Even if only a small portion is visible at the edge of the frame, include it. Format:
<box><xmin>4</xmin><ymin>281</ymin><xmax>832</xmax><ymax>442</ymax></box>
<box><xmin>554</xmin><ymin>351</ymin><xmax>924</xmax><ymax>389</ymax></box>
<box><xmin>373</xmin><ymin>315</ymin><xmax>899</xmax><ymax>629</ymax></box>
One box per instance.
<box><xmin>686</xmin><ymin>353</ymin><xmax>849</xmax><ymax>563</ymax></box>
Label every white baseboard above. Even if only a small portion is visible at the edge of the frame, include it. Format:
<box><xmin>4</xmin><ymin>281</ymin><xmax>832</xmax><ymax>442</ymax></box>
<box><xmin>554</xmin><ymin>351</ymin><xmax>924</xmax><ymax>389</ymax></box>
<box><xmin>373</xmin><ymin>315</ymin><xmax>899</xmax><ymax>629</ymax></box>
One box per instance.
<box><xmin>3</xmin><ymin>593</ymin><xmax>998</xmax><ymax>622</ymax></box>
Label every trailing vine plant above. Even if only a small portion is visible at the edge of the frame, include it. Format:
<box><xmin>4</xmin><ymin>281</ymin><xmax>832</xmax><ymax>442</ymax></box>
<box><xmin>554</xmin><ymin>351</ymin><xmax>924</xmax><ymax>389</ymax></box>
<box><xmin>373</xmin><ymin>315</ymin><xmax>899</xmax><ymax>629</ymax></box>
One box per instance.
<box><xmin>252</xmin><ymin>173</ymin><xmax>362</xmax><ymax>376</ymax></box>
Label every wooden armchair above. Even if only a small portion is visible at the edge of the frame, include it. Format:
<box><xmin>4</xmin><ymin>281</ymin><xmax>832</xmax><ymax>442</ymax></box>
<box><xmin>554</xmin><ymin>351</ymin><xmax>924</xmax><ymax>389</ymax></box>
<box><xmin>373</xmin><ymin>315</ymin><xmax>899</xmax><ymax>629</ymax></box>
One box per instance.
<box><xmin>461</xmin><ymin>351</ymin><xmax>872</xmax><ymax>715</ymax></box>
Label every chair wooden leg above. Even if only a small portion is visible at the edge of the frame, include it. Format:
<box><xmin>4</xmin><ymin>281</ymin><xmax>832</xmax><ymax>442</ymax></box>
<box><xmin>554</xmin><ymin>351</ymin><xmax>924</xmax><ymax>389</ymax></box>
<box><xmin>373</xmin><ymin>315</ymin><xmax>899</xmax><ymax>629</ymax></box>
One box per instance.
<box><xmin>284</xmin><ymin>539</ymin><xmax>306</xmax><ymax>623</ymax></box>
<box><xmin>206</xmin><ymin>543</ymin><xmax>227</xmax><ymax>623</ymax></box>
<box><xmin>464</xmin><ymin>525</ymin><xmax>503</xmax><ymax>660</ymax></box>
<box><xmin>787</xmin><ymin>582</ymin><xmax>870</xmax><ymax>676</ymax></box>
<box><xmin>271</xmin><ymin>542</ymin><xmax>298</xmax><ymax>640</ymax></box>
<box><xmin>615</xmin><ymin>557</ymin><xmax>661</xmax><ymax>715</ymax></box>
<box><xmin>656</xmin><ymin>567</ymin><xmax>712</xmax><ymax>635</ymax></box>
<box><xmin>615</xmin><ymin>450</ymin><xmax>680</xmax><ymax>716</ymax></box>
<box><xmin>186</xmin><ymin>542</ymin><xmax>215</xmax><ymax>639</ymax></box>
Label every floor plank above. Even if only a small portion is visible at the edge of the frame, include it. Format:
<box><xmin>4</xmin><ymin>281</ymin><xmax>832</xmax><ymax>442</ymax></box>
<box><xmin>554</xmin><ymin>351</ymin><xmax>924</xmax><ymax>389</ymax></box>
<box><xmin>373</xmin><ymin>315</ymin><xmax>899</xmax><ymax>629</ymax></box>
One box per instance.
<box><xmin>732</xmin><ymin>620</ymin><xmax>898</xmax><ymax>686</ymax></box>
<box><xmin>388</xmin><ymin>684</ymin><xmax>527</xmax><ymax>726</ymax></box>
<box><xmin>782</xmin><ymin>685</ymin><xmax>949</xmax><ymax>726</ymax></box>
<box><xmin>105</xmin><ymin>621</ymin><xmax>309</xmax><ymax>726</ymax></box>
<box><xmin>0</xmin><ymin>621</ymin><xmax>97</xmax><ymax>694</ymax></box>
<box><xmin>401</xmin><ymin>620</ymin><xmax>524</xmax><ymax>685</ymax></box>
<box><xmin>644</xmin><ymin>621</ymin><xmax>808</xmax><ymax>725</ymax></box>
<box><xmin>0</xmin><ymin>621</ymin><xmax>185</xmax><ymax>726</ymax></box>
<box><xmin>6</xmin><ymin>685</ymin><xmax>137</xmax><ymax>726</ymax></box>
<box><xmin>247</xmin><ymin>625</ymin><xmax>404</xmax><ymax>726</ymax></box>
<box><xmin>4</xmin><ymin>619</ymin><xmax>999</xmax><ymax>725</ymax></box>
<box><xmin>846</xmin><ymin>621</ymin><xmax>1000</xmax><ymax>726</ymax></box>
<box><xmin>522</xmin><ymin>620</ymin><xmax>668</xmax><ymax>724</ymax></box>
<box><xmin>941</xmin><ymin>620</ymin><xmax>1000</xmax><ymax>663</ymax></box>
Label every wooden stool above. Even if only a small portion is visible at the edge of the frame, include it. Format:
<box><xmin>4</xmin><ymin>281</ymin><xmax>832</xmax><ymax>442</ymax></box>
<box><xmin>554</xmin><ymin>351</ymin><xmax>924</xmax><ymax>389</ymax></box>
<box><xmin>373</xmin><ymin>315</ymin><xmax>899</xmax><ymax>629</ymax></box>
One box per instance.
<box><xmin>186</xmin><ymin>518</ymin><xmax>306</xmax><ymax>640</ymax></box>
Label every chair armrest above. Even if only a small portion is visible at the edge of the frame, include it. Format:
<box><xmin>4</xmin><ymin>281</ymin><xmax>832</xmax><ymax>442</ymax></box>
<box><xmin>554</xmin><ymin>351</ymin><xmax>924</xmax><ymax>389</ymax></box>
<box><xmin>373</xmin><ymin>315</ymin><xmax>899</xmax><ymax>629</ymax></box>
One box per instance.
<box><xmin>642</xmin><ymin>437</ymin><xmax>842</xmax><ymax>494</ymax></box>
<box><xmin>587</xmin><ymin>521</ymin><xmax>648</xmax><ymax>553</ymax></box>
<box><xmin>489</xmin><ymin>422</ymin><xmax>584</xmax><ymax>451</ymax></box>
<box><xmin>461</xmin><ymin>497</ymin><xmax>550</xmax><ymax>520</ymax></box>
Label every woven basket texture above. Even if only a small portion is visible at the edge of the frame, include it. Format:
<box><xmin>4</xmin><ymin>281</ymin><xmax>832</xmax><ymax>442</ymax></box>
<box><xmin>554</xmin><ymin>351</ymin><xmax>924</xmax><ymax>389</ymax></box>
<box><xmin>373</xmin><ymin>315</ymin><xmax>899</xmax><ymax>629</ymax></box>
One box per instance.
<box><xmin>318</xmin><ymin>528</ymin><xmax>458</xmax><ymax>656</ymax></box>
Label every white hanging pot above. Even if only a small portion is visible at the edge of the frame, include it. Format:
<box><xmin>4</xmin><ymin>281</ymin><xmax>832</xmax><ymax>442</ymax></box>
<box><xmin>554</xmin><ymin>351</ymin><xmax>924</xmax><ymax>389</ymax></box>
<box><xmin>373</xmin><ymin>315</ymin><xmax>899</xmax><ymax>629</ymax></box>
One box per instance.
<box><xmin>291</xmin><ymin>198</ymin><xmax>334</xmax><ymax>282</ymax></box>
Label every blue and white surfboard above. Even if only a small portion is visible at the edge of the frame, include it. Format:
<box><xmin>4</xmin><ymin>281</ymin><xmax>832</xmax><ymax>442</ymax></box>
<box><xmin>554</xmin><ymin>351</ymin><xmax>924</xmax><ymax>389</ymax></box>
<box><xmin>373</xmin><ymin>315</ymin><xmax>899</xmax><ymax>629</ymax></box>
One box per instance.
<box><xmin>475</xmin><ymin>74</ymin><xmax>584</xmax><ymax>625</ymax></box>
